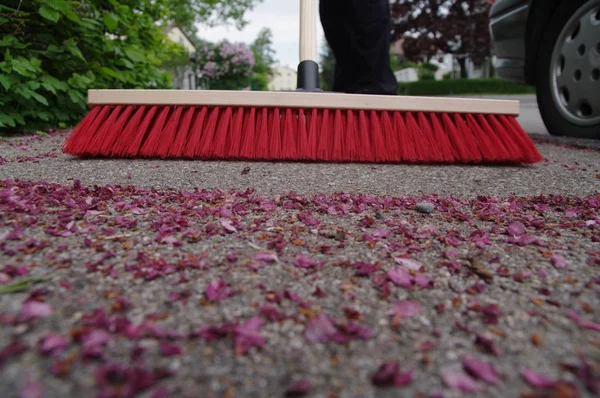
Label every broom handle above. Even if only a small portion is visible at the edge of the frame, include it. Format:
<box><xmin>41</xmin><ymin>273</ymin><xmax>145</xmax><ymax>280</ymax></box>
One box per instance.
<box><xmin>299</xmin><ymin>0</ymin><xmax>318</xmax><ymax>62</ymax></box>
<box><xmin>297</xmin><ymin>0</ymin><xmax>320</xmax><ymax>91</ymax></box>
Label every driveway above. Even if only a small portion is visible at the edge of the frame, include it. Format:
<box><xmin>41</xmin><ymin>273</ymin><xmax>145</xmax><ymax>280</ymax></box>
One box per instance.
<box><xmin>0</xmin><ymin>121</ymin><xmax>599</xmax><ymax>398</ymax></box>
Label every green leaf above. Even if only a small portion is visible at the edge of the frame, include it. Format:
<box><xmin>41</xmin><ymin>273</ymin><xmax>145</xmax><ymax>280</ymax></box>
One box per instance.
<box><xmin>0</xmin><ymin>276</ymin><xmax>49</xmax><ymax>295</ymax></box>
<box><xmin>0</xmin><ymin>35</ymin><xmax>18</xmax><ymax>47</ymax></box>
<box><xmin>31</xmin><ymin>91</ymin><xmax>49</xmax><ymax>106</ymax></box>
<box><xmin>62</xmin><ymin>8</ymin><xmax>81</xmax><ymax>24</ymax></box>
<box><xmin>35</xmin><ymin>130</ymin><xmax>49</xmax><ymax>136</ymax></box>
<box><xmin>39</xmin><ymin>6</ymin><xmax>60</xmax><ymax>23</ymax></box>
<box><xmin>67</xmin><ymin>89</ymin><xmax>85</xmax><ymax>105</ymax></box>
<box><xmin>0</xmin><ymin>113</ymin><xmax>16</xmax><ymax>127</ymax></box>
<box><xmin>44</xmin><ymin>0</ymin><xmax>68</xmax><ymax>11</ymax></box>
<box><xmin>124</xmin><ymin>48</ymin><xmax>144</xmax><ymax>63</ymax></box>
<box><xmin>42</xmin><ymin>82</ymin><xmax>56</xmax><ymax>94</ymax></box>
<box><xmin>64</xmin><ymin>40</ymin><xmax>86</xmax><ymax>62</ymax></box>
<box><xmin>103</xmin><ymin>13</ymin><xmax>118</xmax><ymax>31</ymax></box>
<box><xmin>99</xmin><ymin>66</ymin><xmax>119</xmax><ymax>79</ymax></box>
<box><xmin>0</xmin><ymin>74</ymin><xmax>11</xmax><ymax>90</ymax></box>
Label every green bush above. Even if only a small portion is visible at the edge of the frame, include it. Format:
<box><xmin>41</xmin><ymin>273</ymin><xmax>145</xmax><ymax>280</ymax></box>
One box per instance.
<box><xmin>442</xmin><ymin>72</ymin><xmax>452</xmax><ymax>80</ymax></box>
<box><xmin>397</xmin><ymin>78</ymin><xmax>536</xmax><ymax>96</ymax></box>
<box><xmin>418</xmin><ymin>71</ymin><xmax>435</xmax><ymax>81</ymax></box>
<box><xmin>0</xmin><ymin>0</ymin><xmax>185</xmax><ymax>134</ymax></box>
<box><xmin>420</xmin><ymin>62</ymin><xmax>439</xmax><ymax>72</ymax></box>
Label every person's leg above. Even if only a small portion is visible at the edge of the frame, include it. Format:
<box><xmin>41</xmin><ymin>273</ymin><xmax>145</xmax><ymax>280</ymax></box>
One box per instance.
<box><xmin>349</xmin><ymin>0</ymin><xmax>398</xmax><ymax>95</ymax></box>
<box><xmin>319</xmin><ymin>0</ymin><xmax>356</xmax><ymax>93</ymax></box>
<box><xmin>319</xmin><ymin>0</ymin><xmax>398</xmax><ymax>95</ymax></box>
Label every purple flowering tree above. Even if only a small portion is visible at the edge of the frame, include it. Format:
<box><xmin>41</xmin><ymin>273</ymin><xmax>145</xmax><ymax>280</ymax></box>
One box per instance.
<box><xmin>196</xmin><ymin>41</ymin><xmax>255</xmax><ymax>90</ymax></box>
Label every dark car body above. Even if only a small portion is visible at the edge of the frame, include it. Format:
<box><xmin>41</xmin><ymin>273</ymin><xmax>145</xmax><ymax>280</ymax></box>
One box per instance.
<box><xmin>489</xmin><ymin>0</ymin><xmax>562</xmax><ymax>86</ymax></box>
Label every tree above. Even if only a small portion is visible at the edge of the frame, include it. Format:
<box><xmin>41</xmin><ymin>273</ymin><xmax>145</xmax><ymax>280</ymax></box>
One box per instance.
<box><xmin>0</xmin><ymin>0</ymin><xmax>182</xmax><ymax>133</ymax></box>
<box><xmin>195</xmin><ymin>41</ymin><xmax>255</xmax><ymax>90</ymax></box>
<box><xmin>166</xmin><ymin>0</ymin><xmax>264</xmax><ymax>40</ymax></box>
<box><xmin>319</xmin><ymin>41</ymin><xmax>335</xmax><ymax>91</ymax></box>
<box><xmin>249</xmin><ymin>28</ymin><xmax>277</xmax><ymax>91</ymax></box>
<box><xmin>391</xmin><ymin>0</ymin><xmax>492</xmax><ymax>78</ymax></box>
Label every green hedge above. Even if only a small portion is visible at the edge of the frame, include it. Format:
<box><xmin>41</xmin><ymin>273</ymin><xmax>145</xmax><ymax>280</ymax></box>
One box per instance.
<box><xmin>397</xmin><ymin>78</ymin><xmax>536</xmax><ymax>96</ymax></box>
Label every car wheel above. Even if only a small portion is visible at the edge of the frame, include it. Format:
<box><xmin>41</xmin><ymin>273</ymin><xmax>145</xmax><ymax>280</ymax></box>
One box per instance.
<box><xmin>535</xmin><ymin>0</ymin><xmax>600</xmax><ymax>139</ymax></box>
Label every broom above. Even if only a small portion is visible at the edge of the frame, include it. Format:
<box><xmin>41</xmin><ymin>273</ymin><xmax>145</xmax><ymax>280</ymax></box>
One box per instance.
<box><xmin>62</xmin><ymin>0</ymin><xmax>543</xmax><ymax>164</ymax></box>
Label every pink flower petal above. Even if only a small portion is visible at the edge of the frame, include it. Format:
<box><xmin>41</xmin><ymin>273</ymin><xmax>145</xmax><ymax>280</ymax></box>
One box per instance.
<box><xmin>521</xmin><ymin>369</ymin><xmax>556</xmax><ymax>388</ymax></box>
<box><xmin>441</xmin><ymin>369</ymin><xmax>481</xmax><ymax>392</ymax></box>
<box><xmin>252</xmin><ymin>252</ymin><xmax>278</xmax><ymax>263</ymax></box>
<box><xmin>566</xmin><ymin>310</ymin><xmax>600</xmax><ymax>332</ymax></box>
<box><xmin>506</xmin><ymin>221</ymin><xmax>525</xmax><ymax>237</ymax></box>
<box><xmin>462</xmin><ymin>355</ymin><xmax>499</xmax><ymax>384</ymax></box>
<box><xmin>387</xmin><ymin>267</ymin><xmax>413</xmax><ymax>288</ymax></box>
<box><xmin>388</xmin><ymin>301</ymin><xmax>422</xmax><ymax>318</ymax></box>
<box><xmin>20</xmin><ymin>301</ymin><xmax>52</xmax><ymax>321</ymax></box>
<box><xmin>220</xmin><ymin>219</ymin><xmax>237</xmax><ymax>233</ymax></box>
<box><xmin>304</xmin><ymin>313</ymin><xmax>337</xmax><ymax>343</ymax></box>
<box><xmin>234</xmin><ymin>317</ymin><xmax>266</xmax><ymax>354</ymax></box>
<box><xmin>159</xmin><ymin>341</ymin><xmax>182</xmax><ymax>356</ymax></box>
<box><xmin>371</xmin><ymin>362</ymin><xmax>413</xmax><ymax>387</ymax></box>
<box><xmin>294</xmin><ymin>254</ymin><xmax>321</xmax><ymax>269</ymax></box>
<box><xmin>550</xmin><ymin>253</ymin><xmax>568</xmax><ymax>269</ymax></box>
<box><xmin>38</xmin><ymin>334</ymin><xmax>68</xmax><ymax>356</ymax></box>
<box><xmin>413</xmin><ymin>274</ymin><xmax>434</xmax><ymax>288</ymax></box>
<box><xmin>286</xmin><ymin>380</ymin><xmax>312</xmax><ymax>395</ymax></box>
<box><xmin>393</xmin><ymin>258</ymin><xmax>422</xmax><ymax>271</ymax></box>
<box><xmin>205</xmin><ymin>280</ymin><xmax>235</xmax><ymax>302</ymax></box>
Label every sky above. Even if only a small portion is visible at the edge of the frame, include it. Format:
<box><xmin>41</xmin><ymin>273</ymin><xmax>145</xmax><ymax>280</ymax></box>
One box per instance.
<box><xmin>196</xmin><ymin>0</ymin><xmax>326</xmax><ymax>69</ymax></box>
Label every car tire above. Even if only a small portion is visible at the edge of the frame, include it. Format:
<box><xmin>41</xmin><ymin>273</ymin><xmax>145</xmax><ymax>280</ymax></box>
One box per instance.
<box><xmin>535</xmin><ymin>0</ymin><xmax>600</xmax><ymax>139</ymax></box>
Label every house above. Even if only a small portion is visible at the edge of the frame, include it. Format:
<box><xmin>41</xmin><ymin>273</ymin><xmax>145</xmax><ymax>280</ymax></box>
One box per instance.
<box><xmin>164</xmin><ymin>25</ymin><xmax>197</xmax><ymax>90</ymax></box>
<box><xmin>268</xmin><ymin>65</ymin><xmax>297</xmax><ymax>91</ymax></box>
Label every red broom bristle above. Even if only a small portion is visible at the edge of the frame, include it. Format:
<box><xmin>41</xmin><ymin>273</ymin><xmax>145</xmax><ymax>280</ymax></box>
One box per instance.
<box><xmin>344</xmin><ymin>110</ymin><xmax>359</xmax><ymax>162</ymax></box>
<box><xmin>306</xmin><ymin>109</ymin><xmax>319</xmax><ymax>161</ymax></box>
<box><xmin>416</xmin><ymin>112</ymin><xmax>442</xmax><ymax>162</ymax></box>
<box><xmin>98</xmin><ymin>105</ymin><xmax>135</xmax><ymax>156</ymax></box>
<box><xmin>392</xmin><ymin>111</ymin><xmax>412</xmax><ymax>162</ymax></box>
<box><xmin>369</xmin><ymin>110</ymin><xmax>388</xmax><ymax>162</ymax></box>
<box><xmin>441</xmin><ymin>113</ymin><xmax>479</xmax><ymax>162</ymax></box>
<box><xmin>429</xmin><ymin>113</ymin><xmax>458</xmax><ymax>162</ymax></box>
<box><xmin>254</xmin><ymin>107</ymin><xmax>269</xmax><ymax>160</ymax></box>
<box><xmin>463</xmin><ymin>113</ymin><xmax>499</xmax><ymax>163</ymax></box>
<box><xmin>154</xmin><ymin>106</ymin><xmax>183</xmax><ymax>158</ymax></box>
<box><xmin>121</xmin><ymin>106</ymin><xmax>158</xmax><ymax>157</ymax></box>
<box><xmin>281</xmin><ymin>108</ymin><xmax>297</xmax><ymax>160</ymax></box>
<box><xmin>404</xmin><ymin>112</ymin><xmax>428</xmax><ymax>162</ymax></box>
<box><xmin>268</xmin><ymin>108</ymin><xmax>282</xmax><ymax>160</ymax></box>
<box><xmin>473</xmin><ymin>114</ymin><xmax>510</xmax><ymax>161</ymax></box>
<box><xmin>381</xmin><ymin>111</ymin><xmax>399</xmax><ymax>162</ymax></box>
<box><xmin>237</xmin><ymin>107</ymin><xmax>256</xmax><ymax>159</ymax></box>
<box><xmin>63</xmin><ymin>105</ymin><xmax>103</xmax><ymax>155</ymax></box>
<box><xmin>226</xmin><ymin>107</ymin><xmax>245</xmax><ymax>158</ymax></box>
<box><xmin>87</xmin><ymin>106</ymin><xmax>124</xmax><ymax>156</ymax></box>
<box><xmin>317</xmin><ymin>109</ymin><xmax>333</xmax><ymax>161</ymax></box>
<box><xmin>358</xmin><ymin>110</ymin><xmax>373</xmax><ymax>162</ymax></box>
<box><xmin>139</xmin><ymin>106</ymin><xmax>171</xmax><ymax>157</ymax></box>
<box><xmin>196</xmin><ymin>107</ymin><xmax>220</xmax><ymax>158</ymax></box>
<box><xmin>211</xmin><ymin>106</ymin><xmax>233</xmax><ymax>159</ymax></box>
<box><xmin>330</xmin><ymin>109</ymin><xmax>345</xmax><ymax>161</ymax></box>
<box><xmin>109</xmin><ymin>105</ymin><xmax>146</xmax><ymax>157</ymax></box>
<box><xmin>167</xmin><ymin>106</ymin><xmax>195</xmax><ymax>158</ymax></box>
<box><xmin>498</xmin><ymin>115</ymin><xmax>543</xmax><ymax>163</ymax></box>
<box><xmin>297</xmin><ymin>109</ymin><xmax>310</xmax><ymax>160</ymax></box>
<box><xmin>485</xmin><ymin>114</ymin><xmax>524</xmax><ymax>162</ymax></box>
<box><xmin>452</xmin><ymin>113</ymin><xmax>483</xmax><ymax>163</ymax></box>
<box><xmin>182</xmin><ymin>107</ymin><xmax>207</xmax><ymax>159</ymax></box>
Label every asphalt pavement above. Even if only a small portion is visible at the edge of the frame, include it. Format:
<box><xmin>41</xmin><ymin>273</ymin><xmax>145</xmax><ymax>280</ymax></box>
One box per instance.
<box><xmin>0</xmin><ymin>102</ymin><xmax>599</xmax><ymax>398</ymax></box>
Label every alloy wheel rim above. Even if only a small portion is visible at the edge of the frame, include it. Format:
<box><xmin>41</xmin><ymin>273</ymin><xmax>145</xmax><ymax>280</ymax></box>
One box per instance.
<box><xmin>550</xmin><ymin>1</ymin><xmax>600</xmax><ymax>127</ymax></box>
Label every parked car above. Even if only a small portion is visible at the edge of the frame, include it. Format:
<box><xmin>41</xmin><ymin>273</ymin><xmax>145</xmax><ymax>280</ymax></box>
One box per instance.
<box><xmin>489</xmin><ymin>0</ymin><xmax>599</xmax><ymax>139</ymax></box>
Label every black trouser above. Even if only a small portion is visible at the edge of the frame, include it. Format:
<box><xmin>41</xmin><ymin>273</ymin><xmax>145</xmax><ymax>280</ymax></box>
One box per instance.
<box><xmin>319</xmin><ymin>0</ymin><xmax>398</xmax><ymax>95</ymax></box>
